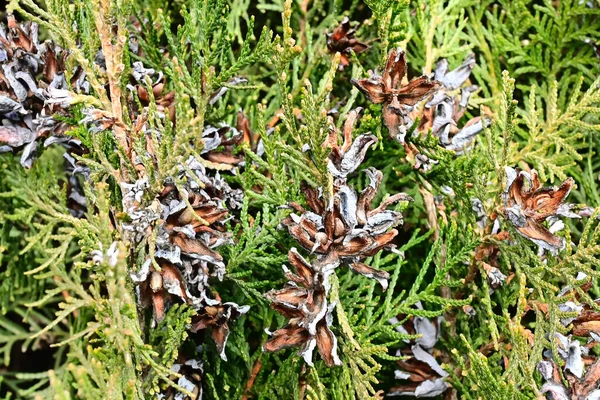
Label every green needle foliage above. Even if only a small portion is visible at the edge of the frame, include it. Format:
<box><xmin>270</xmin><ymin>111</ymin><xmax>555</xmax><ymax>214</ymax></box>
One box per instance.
<box><xmin>0</xmin><ymin>0</ymin><xmax>599</xmax><ymax>399</ymax></box>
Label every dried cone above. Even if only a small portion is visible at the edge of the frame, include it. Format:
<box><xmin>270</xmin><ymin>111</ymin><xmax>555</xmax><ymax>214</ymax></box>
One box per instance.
<box><xmin>390</xmin><ymin>350</ymin><xmax>448</xmax><ymax>398</ymax></box>
<box><xmin>267</xmin><ymin>100</ymin><xmax>411</xmax><ymax>368</ymax></box>
<box><xmin>538</xmin><ymin>356</ymin><xmax>600</xmax><ymax>399</ymax></box>
<box><xmin>200</xmin><ymin>124</ymin><xmax>246</xmax><ymax>170</ymax></box>
<box><xmin>326</xmin><ymin>17</ymin><xmax>368</xmax><ymax>70</ymax></box>
<box><xmin>536</xmin><ymin>284</ymin><xmax>600</xmax><ymax>399</ymax></box>
<box><xmin>325</xmin><ymin>107</ymin><xmax>376</xmax><ymax>179</ymax></box>
<box><xmin>389</xmin><ymin>307</ymin><xmax>448</xmax><ymax>397</ymax></box>
<box><xmin>503</xmin><ymin>167</ymin><xmax>578</xmax><ymax>254</ymax></box>
<box><xmin>159</xmin><ymin>356</ymin><xmax>204</xmax><ymax>400</ymax></box>
<box><xmin>190</xmin><ymin>301</ymin><xmax>250</xmax><ymax>361</ymax></box>
<box><xmin>263</xmin><ymin>248</ymin><xmax>341</xmax><ymax>366</ymax></box>
<box><xmin>351</xmin><ymin>48</ymin><xmax>440</xmax><ymax>143</ymax></box>
<box><xmin>125</xmin><ymin>64</ymin><xmax>253</xmax><ymax>167</ymax></box>
<box><xmin>236</xmin><ymin>109</ymin><xmax>264</xmax><ymax>157</ymax></box>
<box><xmin>474</xmin><ymin>241</ymin><xmax>507</xmax><ymax>290</ymax></box>
<box><xmin>197</xmin><ymin>110</ymin><xmax>265</xmax><ymax>172</ymax></box>
<box><xmin>132</xmin><ymin>260</ymin><xmax>188</xmax><ymax>322</ymax></box>
<box><xmin>129</xmin><ymin>62</ymin><xmax>175</xmax><ymax>121</ymax></box>
<box><xmin>122</xmin><ymin>67</ymin><xmax>255</xmax><ymax>360</ymax></box>
<box><xmin>0</xmin><ymin>15</ymin><xmax>80</xmax><ymax>167</ymax></box>
<box><xmin>153</xmin><ymin>165</ymin><xmax>238</xmax><ymax>297</ymax></box>
<box><xmin>413</xmin><ymin>53</ymin><xmax>489</xmax><ymax>155</ymax></box>
<box><xmin>128</xmin><ymin>155</ymin><xmax>246</xmax><ymax>359</ymax></box>
<box><xmin>570</xmin><ymin>299</ymin><xmax>600</xmax><ymax>340</ymax></box>
<box><xmin>282</xmin><ymin>168</ymin><xmax>411</xmax><ymax>290</ymax></box>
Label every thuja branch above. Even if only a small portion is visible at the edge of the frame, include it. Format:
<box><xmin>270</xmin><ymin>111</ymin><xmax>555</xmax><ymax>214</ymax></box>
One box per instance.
<box><xmin>91</xmin><ymin>0</ymin><xmax>130</xmax><ymax>159</ymax></box>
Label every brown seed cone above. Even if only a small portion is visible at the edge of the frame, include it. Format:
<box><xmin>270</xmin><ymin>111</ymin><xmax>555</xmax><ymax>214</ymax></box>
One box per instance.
<box><xmin>326</xmin><ymin>17</ymin><xmax>369</xmax><ymax>70</ymax></box>
<box><xmin>503</xmin><ymin>166</ymin><xmax>577</xmax><ymax>254</ymax></box>
<box><xmin>127</xmin><ymin>154</ymin><xmax>246</xmax><ymax>360</ymax></box>
<box><xmin>351</xmin><ymin>48</ymin><xmax>440</xmax><ymax>143</ymax></box>
<box><xmin>281</xmin><ymin>168</ymin><xmax>411</xmax><ymax>289</ymax></box>
<box><xmin>389</xmin><ymin>309</ymin><xmax>448</xmax><ymax>397</ymax></box>
<box><xmin>158</xmin><ymin>354</ymin><xmax>204</xmax><ymax>400</ymax></box>
<box><xmin>263</xmin><ymin>248</ymin><xmax>341</xmax><ymax>366</ymax></box>
<box><xmin>0</xmin><ymin>15</ymin><xmax>80</xmax><ymax>167</ymax></box>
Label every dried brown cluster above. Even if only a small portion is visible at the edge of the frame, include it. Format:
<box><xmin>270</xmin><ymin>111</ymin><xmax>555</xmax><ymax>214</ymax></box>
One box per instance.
<box><xmin>413</xmin><ymin>54</ymin><xmax>487</xmax><ymax>153</ymax></box>
<box><xmin>538</xmin><ymin>285</ymin><xmax>600</xmax><ymax>399</ymax></box>
<box><xmin>264</xmin><ymin>249</ymin><xmax>340</xmax><ymax>366</ymax></box>
<box><xmin>281</xmin><ymin>168</ymin><xmax>409</xmax><ymax>290</ymax></box>
<box><xmin>161</xmin><ymin>356</ymin><xmax>204</xmax><ymax>400</ymax></box>
<box><xmin>351</xmin><ymin>48</ymin><xmax>440</xmax><ymax>143</ymax></box>
<box><xmin>282</xmin><ymin>108</ymin><xmax>411</xmax><ymax>289</ymax></box>
<box><xmin>264</xmin><ymin>110</ymin><xmax>412</xmax><ymax>365</ymax></box>
<box><xmin>540</xmin><ymin>358</ymin><xmax>600</xmax><ymax>400</ymax></box>
<box><xmin>79</xmin><ymin>41</ymin><xmax>258</xmax><ymax>367</ymax></box>
<box><xmin>122</xmin><ymin>63</ymin><xmax>259</xmax><ymax>173</ymax></box>
<box><xmin>116</xmin><ymin>62</ymin><xmax>257</xmax><ymax>365</ymax></box>
<box><xmin>190</xmin><ymin>300</ymin><xmax>250</xmax><ymax>361</ymax></box>
<box><xmin>128</xmin><ymin>154</ymin><xmax>248</xmax><ymax>360</ymax></box>
<box><xmin>352</xmin><ymin>49</ymin><xmax>488</xmax><ymax>172</ymax></box>
<box><xmin>325</xmin><ymin>107</ymin><xmax>374</xmax><ymax>179</ymax></box>
<box><xmin>389</xmin><ymin>306</ymin><xmax>448</xmax><ymax>397</ymax></box>
<box><xmin>200</xmin><ymin>109</ymin><xmax>263</xmax><ymax>172</ymax></box>
<box><xmin>128</xmin><ymin>62</ymin><xmax>176</xmax><ymax>121</ymax></box>
<box><xmin>0</xmin><ymin>15</ymin><xmax>85</xmax><ymax>168</ymax></box>
<box><xmin>326</xmin><ymin>17</ymin><xmax>369</xmax><ymax>70</ymax></box>
<box><xmin>0</xmin><ymin>16</ymin><xmax>88</xmax><ymax>219</ymax></box>
<box><xmin>503</xmin><ymin>167</ymin><xmax>578</xmax><ymax>254</ymax></box>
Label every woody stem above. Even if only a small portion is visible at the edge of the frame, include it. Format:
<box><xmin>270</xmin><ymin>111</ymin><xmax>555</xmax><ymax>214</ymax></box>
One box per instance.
<box><xmin>93</xmin><ymin>0</ymin><xmax>130</xmax><ymax>160</ymax></box>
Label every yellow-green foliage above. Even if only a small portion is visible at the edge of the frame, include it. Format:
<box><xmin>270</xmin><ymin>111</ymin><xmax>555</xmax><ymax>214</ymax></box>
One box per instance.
<box><xmin>0</xmin><ymin>0</ymin><xmax>599</xmax><ymax>399</ymax></box>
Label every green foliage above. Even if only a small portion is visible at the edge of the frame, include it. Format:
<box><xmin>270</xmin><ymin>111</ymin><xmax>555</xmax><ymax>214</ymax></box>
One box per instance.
<box><xmin>404</xmin><ymin>0</ymin><xmax>476</xmax><ymax>74</ymax></box>
<box><xmin>1</xmin><ymin>0</ymin><xmax>600</xmax><ymax>399</ymax></box>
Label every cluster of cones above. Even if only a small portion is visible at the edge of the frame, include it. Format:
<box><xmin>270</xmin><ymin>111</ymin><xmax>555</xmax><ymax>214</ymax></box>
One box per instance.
<box><xmin>259</xmin><ymin>16</ymin><xmax>488</xmax><ymax>377</ymax></box>
<box><xmin>263</xmin><ymin>107</ymin><xmax>412</xmax><ymax>365</ymax></box>
<box><xmin>0</xmin><ymin>16</ymin><xmax>84</xmax><ymax>167</ymax></box>
<box><xmin>388</xmin><ymin>304</ymin><xmax>448</xmax><ymax>397</ymax></box>
<box><xmin>120</xmin><ymin>74</ymin><xmax>256</xmax><ymax>397</ymax></box>
<box><xmin>534</xmin><ymin>275</ymin><xmax>600</xmax><ymax>399</ymax></box>
<box><xmin>327</xmin><ymin>18</ymin><xmax>489</xmax><ymax>172</ymax></box>
<box><xmin>0</xmin><ymin>16</ymin><xmax>88</xmax><ymax>217</ymax></box>
<box><xmin>0</xmin><ymin>14</ymin><xmax>261</xmax><ymax>398</ymax></box>
<box><xmin>84</xmin><ymin>24</ymin><xmax>259</xmax><ymax>398</ymax></box>
<box><xmin>4</xmin><ymin>12</ymin><xmax>593</xmax><ymax>400</ymax></box>
<box><xmin>118</xmin><ymin>97</ymin><xmax>256</xmax><ymax>358</ymax></box>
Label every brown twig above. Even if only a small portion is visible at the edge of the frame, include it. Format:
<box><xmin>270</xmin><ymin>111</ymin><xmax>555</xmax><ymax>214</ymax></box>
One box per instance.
<box><xmin>299</xmin><ymin>0</ymin><xmax>310</xmax><ymax>49</ymax></box>
<box><xmin>298</xmin><ymin>364</ymin><xmax>307</xmax><ymax>400</ymax></box>
<box><xmin>93</xmin><ymin>0</ymin><xmax>130</xmax><ymax>161</ymax></box>
<box><xmin>241</xmin><ymin>359</ymin><xmax>263</xmax><ymax>400</ymax></box>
